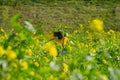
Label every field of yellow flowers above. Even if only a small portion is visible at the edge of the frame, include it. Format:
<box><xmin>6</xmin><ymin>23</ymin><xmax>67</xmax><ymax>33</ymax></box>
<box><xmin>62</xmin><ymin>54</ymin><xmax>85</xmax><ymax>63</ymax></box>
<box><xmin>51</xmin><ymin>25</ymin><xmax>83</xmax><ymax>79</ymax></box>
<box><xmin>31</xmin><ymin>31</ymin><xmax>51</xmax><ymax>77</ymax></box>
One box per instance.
<box><xmin>0</xmin><ymin>14</ymin><xmax>120</xmax><ymax>80</ymax></box>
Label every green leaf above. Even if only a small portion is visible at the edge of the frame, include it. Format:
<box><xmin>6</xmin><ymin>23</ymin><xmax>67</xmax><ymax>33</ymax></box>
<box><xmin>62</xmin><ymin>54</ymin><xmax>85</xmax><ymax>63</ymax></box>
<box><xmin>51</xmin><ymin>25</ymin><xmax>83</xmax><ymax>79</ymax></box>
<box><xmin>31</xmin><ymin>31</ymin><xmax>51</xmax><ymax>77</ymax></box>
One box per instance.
<box><xmin>10</xmin><ymin>13</ymin><xmax>22</xmax><ymax>32</ymax></box>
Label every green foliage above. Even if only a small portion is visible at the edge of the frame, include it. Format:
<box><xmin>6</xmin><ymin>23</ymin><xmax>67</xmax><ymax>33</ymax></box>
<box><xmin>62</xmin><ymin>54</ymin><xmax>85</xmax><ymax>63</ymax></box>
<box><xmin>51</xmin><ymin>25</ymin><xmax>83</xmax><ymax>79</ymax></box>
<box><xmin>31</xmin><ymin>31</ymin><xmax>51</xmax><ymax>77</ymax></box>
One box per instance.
<box><xmin>10</xmin><ymin>13</ymin><xmax>22</xmax><ymax>32</ymax></box>
<box><xmin>0</xmin><ymin>16</ymin><xmax>120</xmax><ymax>80</ymax></box>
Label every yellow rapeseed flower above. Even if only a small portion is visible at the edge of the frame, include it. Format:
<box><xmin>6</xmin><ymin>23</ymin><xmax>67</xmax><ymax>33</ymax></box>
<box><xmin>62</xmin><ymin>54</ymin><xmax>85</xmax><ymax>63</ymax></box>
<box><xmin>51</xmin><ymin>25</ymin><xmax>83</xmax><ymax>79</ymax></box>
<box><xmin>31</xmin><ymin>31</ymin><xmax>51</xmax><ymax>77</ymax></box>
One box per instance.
<box><xmin>6</xmin><ymin>50</ymin><xmax>17</xmax><ymax>61</ymax></box>
<box><xmin>109</xmin><ymin>29</ymin><xmax>115</xmax><ymax>33</ymax></box>
<box><xmin>63</xmin><ymin>63</ymin><xmax>69</xmax><ymax>72</ymax></box>
<box><xmin>7</xmin><ymin>46</ymin><xmax>12</xmax><ymax>50</ymax></box>
<box><xmin>90</xmin><ymin>48</ymin><xmax>96</xmax><ymax>53</ymax></box>
<box><xmin>34</xmin><ymin>62</ymin><xmax>39</xmax><ymax>67</ymax></box>
<box><xmin>90</xmin><ymin>48</ymin><xmax>96</xmax><ymax>56</ymax></box>
<box><xmin>20</xmin><ymin>61</ymin><xmax>28</xmax><ymax>70</ymax></box>
<box><xmin>33</xmin><ymin>32</ymin><xmax>36</xmax><ymax>35</ymax></box>
<box><xmin>25</xmin><ymin>49</ymin><xmax>32</xmax><ymax>56</ymax></box>
<box><xmin>49</xmin><ymin>46</ymin><xmax>58</xmax><ymax>57</ymax></box>
<box><xmin>30</xmin><ymin>71</ymin><xmax>35</xmax><ymax>76</ymax></box>
<box><xmin>107</xmin><ymin>29</ymin><xmax>115</xmax><ymax>35</ymax></box>
<box><xmin>89</xmin><ymin>19</ymin><xmax>104</xmax><ymax>32</ymax></box>
<box><xmin>49</xmin><ymin>75</ymin><xmax>54</xmax><ymax>80</ymax></box>
<box><xmin>43</xmin><ymin>42</ymin><xmax>58</xmax><ymax>57</ymax></box>
<box><xmin>0</xmin><ymin>46</ymin><xmax>5</xmax><ymax>56</ymax></box>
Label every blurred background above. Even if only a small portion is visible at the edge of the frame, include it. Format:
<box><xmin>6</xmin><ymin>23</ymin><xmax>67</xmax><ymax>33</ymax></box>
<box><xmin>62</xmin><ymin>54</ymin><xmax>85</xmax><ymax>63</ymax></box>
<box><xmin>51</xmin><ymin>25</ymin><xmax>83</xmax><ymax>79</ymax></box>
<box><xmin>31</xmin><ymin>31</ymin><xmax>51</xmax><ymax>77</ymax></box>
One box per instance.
<box><xmin>0</xmin><ymin>0</ymin><xmax>120</xmax><ymax>32</ymax></box>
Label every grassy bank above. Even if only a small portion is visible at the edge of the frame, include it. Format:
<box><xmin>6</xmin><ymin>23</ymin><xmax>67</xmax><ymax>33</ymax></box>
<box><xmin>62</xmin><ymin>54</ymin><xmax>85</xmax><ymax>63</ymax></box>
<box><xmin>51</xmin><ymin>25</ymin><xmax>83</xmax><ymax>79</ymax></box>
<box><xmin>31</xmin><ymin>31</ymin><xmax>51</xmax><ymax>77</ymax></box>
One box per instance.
<box><xmin>0</xmin><ymin>1</ymin><xmax>120</xmax><ymax>33</ymax></box>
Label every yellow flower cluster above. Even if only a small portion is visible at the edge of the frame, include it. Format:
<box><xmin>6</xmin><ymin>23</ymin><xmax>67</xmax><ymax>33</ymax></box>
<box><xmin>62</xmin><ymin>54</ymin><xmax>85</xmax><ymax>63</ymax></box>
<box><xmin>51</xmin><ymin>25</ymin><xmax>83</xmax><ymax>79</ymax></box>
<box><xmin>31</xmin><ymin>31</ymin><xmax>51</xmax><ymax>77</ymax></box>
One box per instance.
<box><xmin>107</xmin><ymin>29</ymin><xmax>115</xmax><ymax>35</ymax></box>
<box><xmin>0</xmin><ymin>46</ymin><xmax>5</xmax><ymax>56</ymax></box>
<box><xmin>90</xmin><ymin>48</ymin><xmax>96</xmax><ymax>53</ymax></box>
<box><xmin>20</xmin><ymin>61</ymin><xmax>28</xmax><ymax>70</ymax></box>
<box><xmin>89</xmin><ymin>19</ymin><xmax>104</xmax><ymax>32</ymax></box>
<box><xmin>0</xmin><ymin>46</ymin><xmax>17</xmax><ymax>61</ymax></box>
<box><xmin>30</xmin><ymin>71</ymin><xmax>35</xmax><ymax>76</ymax></box>
<box><xmin>90</xmin><ymin>48</ymin><xmax>96</xmax><ymax>57</ymax></box>
<box><xmin>6</xmin><ymin>50</ymin><xmax>17</xmax><ymax>61</ymax></box>
<box><xmin>63</xmin><ymin>63</ymin><xmax>69</xmax><ymax>72</ymax></box>
<box><xmin>34</xmin><ymin>62</ymin><xmax>39</xmax><ymax>67</ymax></box>
<box><xmin>43</xmin><ymin>42</ymin><xmax>58</xmax><ymax>57</ymax></box>
<box><xmin>25</xmin><ymin>48</ymin><xmax>32</xmax><ymax>56</ymax></box>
